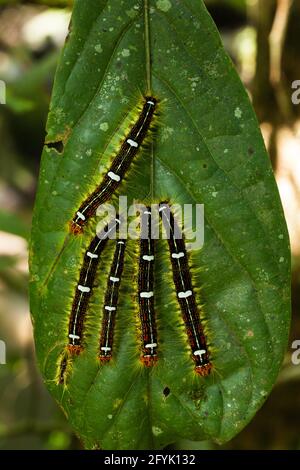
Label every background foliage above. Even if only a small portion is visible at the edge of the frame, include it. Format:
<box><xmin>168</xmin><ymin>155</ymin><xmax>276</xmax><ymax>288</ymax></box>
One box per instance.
<box><xmin>0</xmin><ymin>0</ymin><xmax>299</xmax><ymax>449</ymax></box>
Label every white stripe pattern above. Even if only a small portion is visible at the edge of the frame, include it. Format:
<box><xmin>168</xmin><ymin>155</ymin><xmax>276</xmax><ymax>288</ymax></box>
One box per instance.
<box><xmin>76</xmin><ymin>211</ymin><xmax>86</xmax><ymax>221</ymax></box>
<box><xmin>194</xmin><ymin>349</ymin><xmax>207</xmax><ymax>357</ymax></box>
<box><xmin>172</xmin><ymin>252</ymin><xmax>185</xmax><ymax>259</ymax></box>
<box><xmin>140</xmin><ymin>292</ymin><xmax>154</xmax><ymax>298</ymax></box>
<box><xmin>87</xmin><ymin>251</ymin><xmax>98</xmax><ymax>259</ymax></box>
<box><xmin>69</xmin><ymin>334</ymin><xmax>80</xmax><ymax>340</ymax></box>
<box><xmin>78</xmin><ymin>285</ymin><xmax>90</xmax><ymax>293</ymax></box>
<box><xmin>178</xmin><ymin>290</ymin><xmax>192</xmax><ymax>299</ymax></box>
<box><xmin>145</xmin><ymin>343</ymin><xmax>157</xmax><ymax>348</ymax></box>
<box><xmin>127</xmin><ymin>138</ymin><xmax>138</xmax><ymax>148</ymax></box>
<box><xmin>108</xmin><ymin>171</ymin><xmax>121</xmax><ymax>182</ymax></box>
<box><xmin>143</xmin><ymin>255</ymin><xmax>154</xmax><ymax>261</ymax></box>
<box><xmin>105</xmin><ymin>306</ymin><xmax>116</xmax><ymax>311</ymax></box>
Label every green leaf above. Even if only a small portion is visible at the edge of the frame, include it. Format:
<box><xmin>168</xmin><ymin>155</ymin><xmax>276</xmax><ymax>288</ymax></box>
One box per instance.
<box><xmin>29</xmin><ymin>0</ymin><xmax>291</xmax><ymax>449</ymax></box>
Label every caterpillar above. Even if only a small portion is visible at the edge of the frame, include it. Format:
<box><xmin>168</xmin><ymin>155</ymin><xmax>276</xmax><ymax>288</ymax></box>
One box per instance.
<box><xmin>70</xmin><ymin>97</ymin><xmax>157</xmax><ymax>234</ymax></box>
<box><xmin>99</xmin><ymin>239</ymin><xmax>126</xmax><ymax>362</ymax></box>
<box><xmin>159</xmin><ymin>203</ymin><xmax>211</xmax><ymax>376</ymax></box>
<box><xmin>138</xmin><ymin>207</ymin><xmax>158</xmax><ymax>366</ymax></box>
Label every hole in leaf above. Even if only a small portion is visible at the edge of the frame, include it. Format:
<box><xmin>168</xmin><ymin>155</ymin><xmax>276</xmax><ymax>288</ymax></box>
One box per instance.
<box><xmin>163</xmin><ymin>387</ymin><xmax>170</xmax><ymax>397</ymax></box>
<box><xmin>45</xmin><ymin>141</ymin><xmax>64</xmax><ymax>154</ymax></box>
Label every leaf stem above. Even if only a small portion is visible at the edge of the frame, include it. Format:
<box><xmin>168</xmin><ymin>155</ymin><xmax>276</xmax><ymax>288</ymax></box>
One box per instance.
<box><xmin>144</xmin><ymin>0</ymin><xmax>154</xmax><ymax>198</ymax></box>
<box><xmin>144</xmin><ymin>0</ymin><xmax>152</xmax><ymax>95</ymax></box>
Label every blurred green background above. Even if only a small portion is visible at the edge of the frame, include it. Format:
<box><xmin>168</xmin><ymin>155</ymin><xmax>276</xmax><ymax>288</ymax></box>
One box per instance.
<box><xmin>0</xmin><ymin>0</ymin><xmax>299</xmax><ymax>450</ymax></box>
